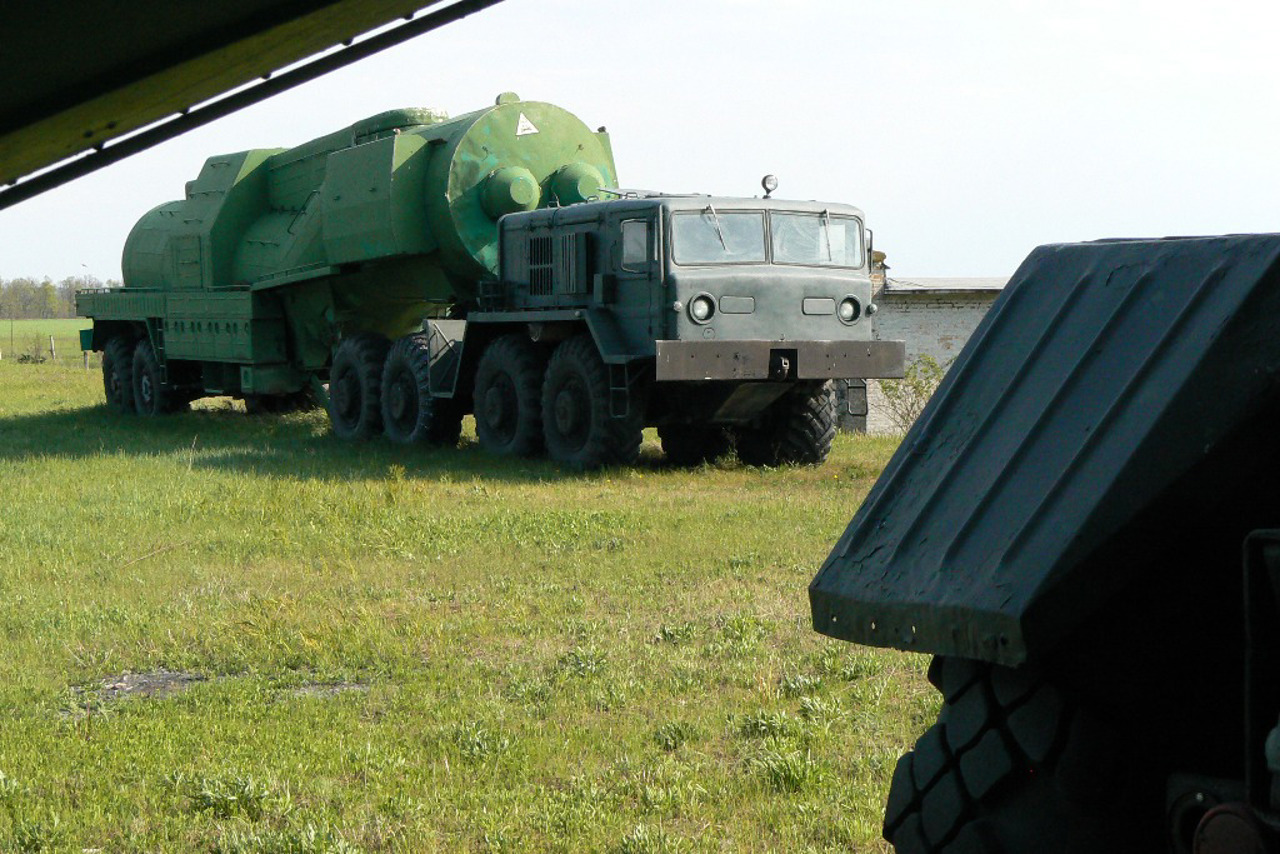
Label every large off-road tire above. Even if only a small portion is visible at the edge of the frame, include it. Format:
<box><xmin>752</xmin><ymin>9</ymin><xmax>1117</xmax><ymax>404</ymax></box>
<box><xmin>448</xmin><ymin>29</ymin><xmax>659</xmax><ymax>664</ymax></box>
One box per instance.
<box><xmin>734</xmin><ymin>380</ymin><xmax>836</xmax><ymax>466</ymax></box>
<box><xmin>473</xmin><ymin>334</ymin><xmax>546</xmax><ymax>457</ymax></box>
<box><xmin>884</xmin><ymin>657</ymin><xmax>1153</xmax><ymax>854</ymax></box>
<box><xmin>102</xmin><ymin>337</ymin><xmax>138</xmax><ymax>414</ymax></box>
<box><xmin>658</xmin><ymin>423</ymin><xmax>733</xmax><ymax>466</ymax></box>
<box><xmin>327</xmin><ymin>333</ymin><xmax>390</xmax><ymax>440</ymax></box>
<box><xmin>381</xmin><ymin>333</ymin><xmax>463</xmax><ymax>446</ymax></box>
<box><xmin>541</xmin><ymin>335</ymin><xmax>643</xmax><ymax>469</ymax></box>
<box><xmin>131</xmin><ymin>339</ymin><xmax>184</xmax><ymax>415</ymax></box>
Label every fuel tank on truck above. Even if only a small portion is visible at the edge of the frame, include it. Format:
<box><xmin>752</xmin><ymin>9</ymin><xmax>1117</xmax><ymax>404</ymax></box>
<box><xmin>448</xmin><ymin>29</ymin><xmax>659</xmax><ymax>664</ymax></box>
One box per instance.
<box><xmin>119</xmin><ymin>92</ymin><xmax>616</xmax><ymax>341</ymax></box>
<box><xmin>809</xmin><ymin>234</ymin><xmax>1280</xmax><ymax>667</ymax></box>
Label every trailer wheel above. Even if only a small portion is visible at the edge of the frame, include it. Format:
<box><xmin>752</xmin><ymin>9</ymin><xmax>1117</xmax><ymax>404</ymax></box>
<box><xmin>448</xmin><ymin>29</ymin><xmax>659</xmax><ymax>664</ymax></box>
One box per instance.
<box><xmin>102</xmin><ymin>337</ymin><xmax>136</xmax><ymax>414</ymax></box>
<box><xmin>131</xmin><ymin>339</ymin><xmax>183</xmax><ymax>415</ymax></box>
<box><xmin>327</xmin><ymin>333</ymin><xmax>390</xmax><ymax>440</ymax></box>
<box><xmin>473</xmin><ymin>334</ymin><xmax>546</xmax><ymax>456</ymax></box>
<box><xmin>382</xmin><ymin>333</ymin><xmax>462</xmax><ymax>446</ymax></box>
<box><xmin>658</xmin><ymin>424</ymin><xmax>733</xmax><ymax>466</ymax></box>
<box><xmin>884</xmin><ymin>657</ymin><xmax>1156</xmax><ymax>854</ymax></box>
<box><xmin>541</xmin><ymin>335</ymin><xmax>642</xmax><ymax>469</ymax></box>
<box><xmin>734</xmin><ymin>381</ymin><xmax>836</xmax><ymax>466</ymax></box>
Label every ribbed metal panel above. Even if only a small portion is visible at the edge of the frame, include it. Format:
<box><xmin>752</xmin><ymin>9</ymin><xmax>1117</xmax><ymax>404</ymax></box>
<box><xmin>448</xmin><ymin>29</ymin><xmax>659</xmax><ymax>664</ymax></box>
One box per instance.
<box><xmin>810</xmin><ymin>235</ymin><xmax>1280</xmax><ymax>665</ymax></box>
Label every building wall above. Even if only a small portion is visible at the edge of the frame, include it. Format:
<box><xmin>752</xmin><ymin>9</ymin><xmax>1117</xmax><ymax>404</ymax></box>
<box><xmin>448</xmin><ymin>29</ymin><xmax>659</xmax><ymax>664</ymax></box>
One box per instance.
<box><xmin>835</xmin><ymin>280</ymin><xmax>1005</xmax><ymax>434</ymax></box>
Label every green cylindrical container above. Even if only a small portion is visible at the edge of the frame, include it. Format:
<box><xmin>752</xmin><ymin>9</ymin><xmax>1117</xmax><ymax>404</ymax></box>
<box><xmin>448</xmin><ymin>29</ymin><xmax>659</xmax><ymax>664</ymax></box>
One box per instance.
<box><xmin>122</xmin><ymin>94</ymin><xmax>617</xmax><ymax>317</ymax></box>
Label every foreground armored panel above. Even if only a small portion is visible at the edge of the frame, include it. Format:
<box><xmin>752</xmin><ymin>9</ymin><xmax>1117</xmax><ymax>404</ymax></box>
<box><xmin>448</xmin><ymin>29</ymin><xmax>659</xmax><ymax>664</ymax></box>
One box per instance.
<box><xmin>810</xmin><ymin>234</ymin><xmax>1280</xmax><ymax>665</ymax></box>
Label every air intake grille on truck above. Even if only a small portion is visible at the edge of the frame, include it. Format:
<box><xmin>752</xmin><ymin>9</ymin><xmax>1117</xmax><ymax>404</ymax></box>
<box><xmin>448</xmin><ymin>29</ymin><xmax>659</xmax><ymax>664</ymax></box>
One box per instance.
<box><xmin>529</xmin><ymin>236</ymin><xmax>553</xmax><ymax>295</ymax></box>
<box><xmin>557</xmin><ymin>233</ymin><xmax>585</xmax><ymax>295</ymax></box>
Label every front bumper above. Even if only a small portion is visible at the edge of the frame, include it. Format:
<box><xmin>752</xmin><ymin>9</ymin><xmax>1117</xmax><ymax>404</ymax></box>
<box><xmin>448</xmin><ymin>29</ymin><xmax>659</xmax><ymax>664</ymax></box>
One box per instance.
<box><xmin>654</xmin><ymin>339</ymin><xmax>906</xmax><ymax>382</ymax></box>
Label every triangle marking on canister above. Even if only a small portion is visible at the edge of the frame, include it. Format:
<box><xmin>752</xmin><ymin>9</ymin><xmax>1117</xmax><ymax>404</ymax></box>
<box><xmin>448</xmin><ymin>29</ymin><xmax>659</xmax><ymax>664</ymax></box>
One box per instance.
<box><xmin>515</xmin><ymin>113</ymin><xmax>539</xmax><ymax>136</ymax></box>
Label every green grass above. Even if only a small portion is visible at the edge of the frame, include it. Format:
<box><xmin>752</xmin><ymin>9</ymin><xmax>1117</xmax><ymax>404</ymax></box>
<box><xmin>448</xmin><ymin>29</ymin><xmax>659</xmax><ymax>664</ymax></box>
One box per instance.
<box><xmin>0</xmin><ymin>360</ymin><xmax>933</xmax><ymax>852</ymax></box>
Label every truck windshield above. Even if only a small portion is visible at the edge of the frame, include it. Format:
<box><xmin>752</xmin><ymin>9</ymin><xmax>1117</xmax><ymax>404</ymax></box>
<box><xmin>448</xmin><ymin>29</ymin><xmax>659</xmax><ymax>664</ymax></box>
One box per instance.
<box><xmin>771</xmin><ymin>212</ymin><xmax>864</xmax><ymax>268</ymax></box>
<box><xmin>672</xmin><ymin>210</ymin><xmax>766</xmax><ymax>265</ymax></box>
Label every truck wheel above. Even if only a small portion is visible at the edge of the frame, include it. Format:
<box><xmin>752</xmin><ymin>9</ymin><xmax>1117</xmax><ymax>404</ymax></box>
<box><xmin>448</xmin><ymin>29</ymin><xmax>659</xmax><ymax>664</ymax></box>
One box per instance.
<box><xmin>473</xmin><ymin>334</ymin><xmax>546</xmax><ymax>456</ymax></box>
<box><xmin>327</xmin><ymin>333</ymin><xmax>390</xmax><ymax>440</ymax></box>
<box><xmin>541</xmin><ymin>335</ymin><xmax>642</xmax><ymax>469</ymax></box>
<box><xmin>382</xmin><ymin>333</ymin><xmax>462</xmax><ymax>446</ymax></box>
<box><xmin>884</xmin><ymin>657</ymin><xmax>1154</xmax><ymax>854</ymax></box>
<box><xmin>659</xmin><ymin>424</ymin><xmax>733</xmax><ymax>466</ymax></box>
<box><xmin>734</xmin><ymin>381</ymin><xmax>837</xmax><ymax>466</ymax></box>
<box><xmin>102</xmin><ymin>337</ymin><xmax>136</xmax><ymax>414</ymax></box>
<box><xmin>131</xmin><ymin>339</ymin><xmax>181</xmax><ymax>415</ymax></box>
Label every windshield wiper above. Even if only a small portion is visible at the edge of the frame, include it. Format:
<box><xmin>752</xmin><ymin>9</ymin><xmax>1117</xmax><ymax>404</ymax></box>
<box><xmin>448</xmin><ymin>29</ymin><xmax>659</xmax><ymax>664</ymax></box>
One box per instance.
<box><xmin>705</xmin><ymin>204</ymin><xmax>728</xmax><ymax>250</ymax></box>
<box><xmin>821</xmin><ymin>209</ymin><xmax>833</xmax><ymax>262</ymax></box>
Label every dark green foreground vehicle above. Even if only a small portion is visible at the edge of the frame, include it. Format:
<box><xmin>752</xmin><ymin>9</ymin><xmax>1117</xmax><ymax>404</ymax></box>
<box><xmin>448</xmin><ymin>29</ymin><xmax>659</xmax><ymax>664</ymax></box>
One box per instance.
<box><xmin>812</xmin><ymin>234</ymin><xmax>1280</xmax><ymax>853</ymax></box>
<box><xmin>79</xmin><ymin>93</ymin><xmax>903</xmax><ymax>467</ymax></box>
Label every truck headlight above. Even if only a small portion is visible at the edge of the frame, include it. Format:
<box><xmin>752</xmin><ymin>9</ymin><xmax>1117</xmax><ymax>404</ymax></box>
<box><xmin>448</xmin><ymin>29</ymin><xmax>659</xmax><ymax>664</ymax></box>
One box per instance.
<box><xmin>689</xmin><ymin>294</ymin><xmax>715</xmax><ymax>324</ymax></box>
<box><xmin>838</xmin><ymin>296</ymin><xmax>861</xmax><ymax>324</ymax></box>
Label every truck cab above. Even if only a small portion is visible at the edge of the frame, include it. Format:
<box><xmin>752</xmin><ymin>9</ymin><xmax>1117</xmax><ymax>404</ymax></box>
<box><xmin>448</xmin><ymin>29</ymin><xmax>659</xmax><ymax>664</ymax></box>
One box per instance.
<box><xmin>439</xmin><ymin>194</ymin><xmax>905</xmax><ymax>467</ymax></box>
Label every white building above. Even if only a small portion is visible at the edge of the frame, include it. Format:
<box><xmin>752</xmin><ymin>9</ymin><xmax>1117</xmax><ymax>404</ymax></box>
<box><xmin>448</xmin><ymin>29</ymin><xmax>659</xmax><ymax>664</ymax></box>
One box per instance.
<box><xmin>839</xmin><ymin>277</ymin><xmax>1007</xmax><ymax>434</ymax></box>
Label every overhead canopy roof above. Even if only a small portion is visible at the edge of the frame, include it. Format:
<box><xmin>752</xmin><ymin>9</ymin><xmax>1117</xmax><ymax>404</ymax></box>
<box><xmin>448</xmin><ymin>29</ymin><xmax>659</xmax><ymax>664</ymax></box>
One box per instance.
<box><xmin>0</xmin><ymin>0</ymin><xmax>501</xmax><ymax>204</ymax></box>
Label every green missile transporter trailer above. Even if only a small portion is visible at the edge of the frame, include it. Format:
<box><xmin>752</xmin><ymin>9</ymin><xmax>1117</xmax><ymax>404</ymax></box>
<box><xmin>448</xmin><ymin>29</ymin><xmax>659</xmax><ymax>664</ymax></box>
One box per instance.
<box><xmin>79</xmin><ymin>94</ymin><xmax>905</xmax><ymax>467</ymax></box>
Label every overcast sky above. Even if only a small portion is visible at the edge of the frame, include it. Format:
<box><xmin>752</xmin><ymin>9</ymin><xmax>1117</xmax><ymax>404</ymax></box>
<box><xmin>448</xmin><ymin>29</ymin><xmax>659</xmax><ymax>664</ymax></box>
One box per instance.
<box><xmin>1</xmin><ymin>0</ymin><xmax>1277</xmax><ymax>281</ymax></box>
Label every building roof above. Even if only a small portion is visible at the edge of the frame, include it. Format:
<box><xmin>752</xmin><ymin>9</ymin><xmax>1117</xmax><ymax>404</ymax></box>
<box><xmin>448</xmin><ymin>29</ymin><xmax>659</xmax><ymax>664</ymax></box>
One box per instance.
<box><xmin>884</xmin><ymin>277</ymin><xmax>1008</xmax><ymax>294</ymax></box>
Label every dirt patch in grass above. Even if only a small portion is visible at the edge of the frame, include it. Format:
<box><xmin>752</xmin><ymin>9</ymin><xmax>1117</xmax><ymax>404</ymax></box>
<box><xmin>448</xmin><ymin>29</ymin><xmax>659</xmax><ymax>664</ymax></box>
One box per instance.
<box><xmin>98</xmin><ymin>670</ymin><xmax>206</xmax><ymax>701</ymax></box>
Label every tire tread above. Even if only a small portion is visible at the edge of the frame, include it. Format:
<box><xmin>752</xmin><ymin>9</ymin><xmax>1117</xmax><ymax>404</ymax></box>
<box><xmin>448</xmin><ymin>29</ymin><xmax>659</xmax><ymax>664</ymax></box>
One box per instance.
<box><xmin>327</xmin><ymin>333</ymin><xmax>390</xmax><ymax>440</ymax></box>
<box><xmin>884</xmin><ymin>658</ymin><xmax>1143</xmax><ymax>853</ymax></box>
<box><xmin>102</xmin><ymin>337</ymin><xmax>135</xmax><ymax>414</ymax></box>
<box><xmin>382</xmin><ymin>333</ymin><xmax>462</xmax><ymax>445</ymax></box>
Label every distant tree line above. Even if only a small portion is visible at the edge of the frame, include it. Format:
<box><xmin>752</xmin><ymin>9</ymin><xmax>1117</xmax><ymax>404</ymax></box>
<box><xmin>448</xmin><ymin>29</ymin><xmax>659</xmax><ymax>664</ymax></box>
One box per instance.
<box><xmin>0</xmin><ymin>276</ymin><xmax>120</xmax><ymax>319</ymax></box>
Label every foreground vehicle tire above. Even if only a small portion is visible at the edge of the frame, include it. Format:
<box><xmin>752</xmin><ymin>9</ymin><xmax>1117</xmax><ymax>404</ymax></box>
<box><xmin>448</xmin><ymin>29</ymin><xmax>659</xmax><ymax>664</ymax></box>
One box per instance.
<box><xmin>884</xmin><ymin>657</ymin><xmax>1153</xmax><ymax>854</ymax></box>
<box><xmin>659</xmin><ymin>424</ymin><xmax>733</xmax><ymax>466</ymax></box>
<box><xmin>735</xmin><ymin>381</ymin><xmax>836</xmax><ymax>466</ymax></box>
<box><xmin>102</xmin><ymin>337</ymin><xmax>136</xmax><ymax>414</ymax></box>
<box><xmin>327</xmin><ymin>333</ymin><xmax>390</xmax><ymax>440</ymax></box>
<box><xmin>381</xmin><ymin>333</ymin><xmax>463</xmax><ymax>446</ymax></box>
<box><xmin>473</xmin><ymin>334</ymin><xmax>546</xmax><ymax>456</ymax></box>
<box><xmin>542</xmin><ymin>335</ymin><xmax>642</xmax><ymax>469</ymax></box>
<box><xmin>131</xmin><ymin>339</ymin><xmax>183</xmax><ymax>415</ymax></box>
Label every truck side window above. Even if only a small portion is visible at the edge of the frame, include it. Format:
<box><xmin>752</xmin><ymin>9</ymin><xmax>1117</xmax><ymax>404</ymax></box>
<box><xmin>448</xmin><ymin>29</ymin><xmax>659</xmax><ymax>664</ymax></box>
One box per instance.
<box><xmin>621</xmin><ymin>220</ymin><xmax>649</xmax><ymax>272</ymax></box>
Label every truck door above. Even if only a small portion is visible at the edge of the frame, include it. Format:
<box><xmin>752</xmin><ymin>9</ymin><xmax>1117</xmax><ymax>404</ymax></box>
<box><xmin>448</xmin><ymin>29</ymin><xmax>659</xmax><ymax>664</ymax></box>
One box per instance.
<box><xmin>615</xmin><ymin>212</ymin><xmax>660</xmax><ymax>343</ymax></box>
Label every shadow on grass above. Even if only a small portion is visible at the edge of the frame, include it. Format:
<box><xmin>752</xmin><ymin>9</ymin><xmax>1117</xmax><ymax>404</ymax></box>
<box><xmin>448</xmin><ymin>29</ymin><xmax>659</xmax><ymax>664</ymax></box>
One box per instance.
<box><xmin>0</xmin><ymin>403</ymin><xmax>672</xmax><ymax>483</ymax></box>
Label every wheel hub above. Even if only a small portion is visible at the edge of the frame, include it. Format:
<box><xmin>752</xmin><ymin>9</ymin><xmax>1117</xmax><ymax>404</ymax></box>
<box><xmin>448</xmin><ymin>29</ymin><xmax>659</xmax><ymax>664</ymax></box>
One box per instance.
<box><xmin>484</xmin><ymin>385</ymin><xmax>507</xmax><ymax>429</ymax></box>
<box><xmin>554</xmin><ymin>388</ymin><xmax>580</xmax><ymax>435</ymax></box>
<box><xmin>388</xmin><ymin>377</ymin><xmax>410</xmax><ymax>421</ymax></box>
<box><xmin>140</xmin><ymin>374</ymin><xmax>152</xmax><ymax>403</ymax></box>
<box><xmin>333</xmin><ymin>373</ymin><xmax>357</xmax><ymax>418</ymax></box>
<box><xmin>1195</xmin><ymin>803</ymin><xmax>1280</xmax><ymax>854</ymax></box>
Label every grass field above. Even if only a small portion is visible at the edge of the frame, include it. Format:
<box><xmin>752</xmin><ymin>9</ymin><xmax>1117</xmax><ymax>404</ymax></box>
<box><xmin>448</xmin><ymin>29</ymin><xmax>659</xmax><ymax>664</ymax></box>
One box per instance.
<box><xmin>0</xmin><ymin>319</ymin><xmax>92</xmax><ymax>367</ymax></box>
<box><xmin>0</xmin><ymin>359</ymin><xmax>933</xmax><ymax>853</ymax></box>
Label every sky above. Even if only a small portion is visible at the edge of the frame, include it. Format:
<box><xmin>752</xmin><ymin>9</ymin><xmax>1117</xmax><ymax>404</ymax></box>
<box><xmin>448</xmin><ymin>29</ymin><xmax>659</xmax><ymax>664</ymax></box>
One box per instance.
<box><xmin>1</xmin><ymin>0</ymin><xmax>1277</xmax><ymax>282</ymax></box>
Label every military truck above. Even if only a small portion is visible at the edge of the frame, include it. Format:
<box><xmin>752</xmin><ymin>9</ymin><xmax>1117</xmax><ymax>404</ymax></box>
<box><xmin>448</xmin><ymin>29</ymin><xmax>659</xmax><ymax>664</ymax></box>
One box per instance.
<box><xmin>78</xmin><ymin>93</ymin><xmax>904</xmax><ymax>467</ymax></box>
<box><xmin>810</xmin><ymin>234</ymin><xmax>1280</xmax><ymax>853</ymax></box>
